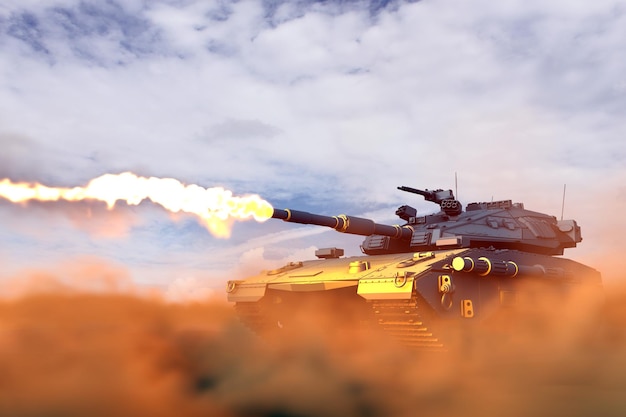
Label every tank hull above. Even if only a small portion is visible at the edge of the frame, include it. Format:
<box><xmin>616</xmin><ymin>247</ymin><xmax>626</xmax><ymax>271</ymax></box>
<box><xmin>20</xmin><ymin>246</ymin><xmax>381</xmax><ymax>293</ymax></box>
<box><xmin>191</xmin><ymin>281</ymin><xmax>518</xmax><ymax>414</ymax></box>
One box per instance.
<box><xmin>228</xmin><ymin>249</ymin><xmax>602</xmax><ymax>349</ymax></box>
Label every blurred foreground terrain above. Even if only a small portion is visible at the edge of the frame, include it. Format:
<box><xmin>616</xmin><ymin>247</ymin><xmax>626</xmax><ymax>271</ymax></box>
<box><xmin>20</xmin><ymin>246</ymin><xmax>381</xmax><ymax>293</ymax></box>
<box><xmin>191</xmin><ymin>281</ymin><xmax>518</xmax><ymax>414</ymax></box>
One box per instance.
<box><xmin>0</xmin><ymin>267</ymin><xmax>625</xmax><ymax>417</ymax></box>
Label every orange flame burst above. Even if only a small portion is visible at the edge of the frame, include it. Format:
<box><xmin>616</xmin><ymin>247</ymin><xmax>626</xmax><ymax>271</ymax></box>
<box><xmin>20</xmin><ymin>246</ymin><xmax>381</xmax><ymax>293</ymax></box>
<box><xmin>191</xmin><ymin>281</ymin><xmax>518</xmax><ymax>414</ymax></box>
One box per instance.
<box><xmin>0</xmin><ymin>172</ymin><xmax>274</xmax><ymax>237</ymax></box>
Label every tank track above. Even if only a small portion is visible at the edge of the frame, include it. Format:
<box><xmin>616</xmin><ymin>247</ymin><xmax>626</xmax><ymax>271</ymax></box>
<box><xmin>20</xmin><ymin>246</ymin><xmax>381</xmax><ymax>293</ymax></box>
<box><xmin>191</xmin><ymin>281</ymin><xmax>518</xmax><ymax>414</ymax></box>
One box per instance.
<box><xmin>234</xmin><ymin>302</ymin><xmax>267</xmax><ymax>333</ymax></box>
<box><xmin>235</xmin><ymin>295</ymin><xmax>445</xmax><ymax>350</ymax></box>
<box><xmin>370</xmin><ymin>297</ymin><xmax>445</xmax><ymax>350</ymax></box>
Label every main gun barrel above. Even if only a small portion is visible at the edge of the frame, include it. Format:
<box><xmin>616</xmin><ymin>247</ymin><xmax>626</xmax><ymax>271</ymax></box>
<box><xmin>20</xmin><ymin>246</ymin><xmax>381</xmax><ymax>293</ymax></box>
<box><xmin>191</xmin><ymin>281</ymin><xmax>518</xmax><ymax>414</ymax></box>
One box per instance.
<box><xmin>272</xmin><ymin>208</ymin><xmax>412</xmax><ymax>240</ymax></box>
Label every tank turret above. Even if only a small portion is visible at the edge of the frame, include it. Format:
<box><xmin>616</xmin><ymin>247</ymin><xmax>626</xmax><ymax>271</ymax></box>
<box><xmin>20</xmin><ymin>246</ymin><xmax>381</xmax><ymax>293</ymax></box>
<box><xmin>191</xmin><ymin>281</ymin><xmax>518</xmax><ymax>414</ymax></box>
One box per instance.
<box><xmin>272</xmin><ymin>186</ymin><xmax>582</xmax><ymax>256</ymax></box>
<box><xmin>228</xmin><ymin>186</ymin><xmax>602</xmax><ymax>350</ymax></box>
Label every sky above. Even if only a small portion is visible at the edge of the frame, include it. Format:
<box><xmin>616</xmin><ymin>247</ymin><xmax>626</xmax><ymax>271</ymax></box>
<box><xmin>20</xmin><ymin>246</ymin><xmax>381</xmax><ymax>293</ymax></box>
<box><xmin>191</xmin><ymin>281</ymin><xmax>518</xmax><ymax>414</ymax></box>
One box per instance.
<box><xmin>1</xmin><ymin>0</ymin><xmax>625</xmax><ymax>298</ymax></box>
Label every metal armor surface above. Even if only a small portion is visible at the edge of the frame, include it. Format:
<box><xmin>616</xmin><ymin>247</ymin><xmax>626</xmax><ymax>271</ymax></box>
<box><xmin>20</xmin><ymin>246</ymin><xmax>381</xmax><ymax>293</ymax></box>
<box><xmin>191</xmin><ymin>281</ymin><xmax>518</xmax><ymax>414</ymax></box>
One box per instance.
<box><xmin>227</xmin><ymin>186</ymin><xmax>602</xmax><ymax>349</ymax></box>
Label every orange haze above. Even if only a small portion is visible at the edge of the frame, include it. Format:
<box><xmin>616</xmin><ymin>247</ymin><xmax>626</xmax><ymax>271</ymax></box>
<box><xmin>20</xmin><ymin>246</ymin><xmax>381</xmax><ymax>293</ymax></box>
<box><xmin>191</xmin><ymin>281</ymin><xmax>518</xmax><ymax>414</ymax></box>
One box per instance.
<box><xmin>0</xmin><ymin>264</ymin><xmax>625</xmax><ymax>417</ymax></box>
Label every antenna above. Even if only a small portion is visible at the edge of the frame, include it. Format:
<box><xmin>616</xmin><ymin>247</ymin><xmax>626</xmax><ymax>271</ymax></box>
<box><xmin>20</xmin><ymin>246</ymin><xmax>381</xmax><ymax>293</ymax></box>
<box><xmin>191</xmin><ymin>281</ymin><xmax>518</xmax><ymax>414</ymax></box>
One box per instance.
<box><xmin>455</xmin><ymin>172</ymin><xmax>458</xmax><ymax>200</ymax></box>
<box><xmin>561</xmin><ymin>184</ymin><xmax>567</xmax><ymax>220</ymax></box>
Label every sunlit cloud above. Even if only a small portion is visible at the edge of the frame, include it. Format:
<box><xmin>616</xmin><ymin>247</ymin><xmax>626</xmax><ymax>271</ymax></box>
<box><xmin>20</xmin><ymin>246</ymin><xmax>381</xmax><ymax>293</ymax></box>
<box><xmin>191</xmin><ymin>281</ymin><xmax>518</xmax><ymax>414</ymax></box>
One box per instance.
<box><xmin>0</xmin><ymin>0</ymin><xmax>624</xmax><ymax>287</ymax></box>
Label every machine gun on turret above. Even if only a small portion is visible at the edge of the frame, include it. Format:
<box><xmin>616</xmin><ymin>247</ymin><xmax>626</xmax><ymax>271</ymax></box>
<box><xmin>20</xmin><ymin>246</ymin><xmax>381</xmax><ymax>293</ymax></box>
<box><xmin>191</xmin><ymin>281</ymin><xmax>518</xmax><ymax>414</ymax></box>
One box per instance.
<box><xmin>397</xmin><ymin>186</ymin><xmax>462</xmax><ymax>216</ymax></box>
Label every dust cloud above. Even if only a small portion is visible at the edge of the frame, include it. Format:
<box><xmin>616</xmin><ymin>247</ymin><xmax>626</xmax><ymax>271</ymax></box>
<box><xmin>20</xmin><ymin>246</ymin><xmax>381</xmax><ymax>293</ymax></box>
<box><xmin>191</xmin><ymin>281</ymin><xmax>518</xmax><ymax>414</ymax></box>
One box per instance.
<box><xmin>0</xmin><ymin>266</ymin><xmax>625</xmax><ymax>417</ymax></box>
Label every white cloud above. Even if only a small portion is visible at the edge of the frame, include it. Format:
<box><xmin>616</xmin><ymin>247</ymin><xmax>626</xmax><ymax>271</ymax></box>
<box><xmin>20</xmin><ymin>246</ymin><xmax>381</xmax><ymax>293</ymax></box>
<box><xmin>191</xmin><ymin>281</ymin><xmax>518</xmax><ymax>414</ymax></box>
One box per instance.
<box><xmin>0</xmin><ymin>0</ymin><xmax>625</xmax><ymax>286</ymax></box>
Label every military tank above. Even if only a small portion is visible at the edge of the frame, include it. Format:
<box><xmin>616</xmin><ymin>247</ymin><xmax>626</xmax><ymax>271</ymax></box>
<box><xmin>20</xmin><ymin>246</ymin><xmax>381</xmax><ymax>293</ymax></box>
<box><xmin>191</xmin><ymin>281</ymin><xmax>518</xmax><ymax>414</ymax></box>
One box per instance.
<box><xmin>227</xmin><ymin>186</ymin><xmax>602</xmax><ymax>349</ymax></box>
